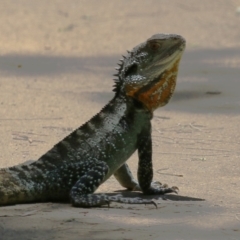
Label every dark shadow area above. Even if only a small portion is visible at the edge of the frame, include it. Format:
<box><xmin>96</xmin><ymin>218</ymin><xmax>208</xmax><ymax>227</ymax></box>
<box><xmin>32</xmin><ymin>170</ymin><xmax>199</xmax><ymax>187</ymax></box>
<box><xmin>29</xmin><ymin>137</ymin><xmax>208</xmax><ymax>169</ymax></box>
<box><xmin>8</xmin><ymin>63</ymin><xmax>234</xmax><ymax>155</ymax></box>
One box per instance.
<box><xmin>180</xmin><ymin>48</ymin><xmax>240</xmax><ymax>77</ymax></box>
<box><xmin>0</xmin><ymin>48</ymin><xmax>239</xmax><ymax>78</ymax></box>
<box><xmin>171</xmin><ymin>90</ymin><xmax>205</xmax><ymax>102</ymax></box>
<box><xmin>1</xmin><ymin>48</ymin><xmax>239</xmax><ymax>114</ymax></box>
<box><xmin>166</xmin><ymin>48</ymin><xmax>240</xmax><ymax>114</ymax></box>
<box><xmin>0</xmin><ymin>228</ymin><xmax>55</xmax><ymax>240</ymax></box>
<box><xmin>112</xmin><ymin>190</ymin><xmax>205</xmax><ymax>202</ymax></box>
<box><xmin>2</xmin><ymin>200</ymin><xmax>238</xmax><ymax>240</ymax></box>
<box><xmin>0</xmin><ymin>53</ymin><xmax>116</xmax><ymax>77</ymax></box>
<box><xmin>171</xmin><ymin>48</ymin><xmax>240</xmax><ymax>101</ymax></box>
<box><xmin>1</xmin><ymin>218</ymin><xmax>239</xmax><ymax>240</ymax></box>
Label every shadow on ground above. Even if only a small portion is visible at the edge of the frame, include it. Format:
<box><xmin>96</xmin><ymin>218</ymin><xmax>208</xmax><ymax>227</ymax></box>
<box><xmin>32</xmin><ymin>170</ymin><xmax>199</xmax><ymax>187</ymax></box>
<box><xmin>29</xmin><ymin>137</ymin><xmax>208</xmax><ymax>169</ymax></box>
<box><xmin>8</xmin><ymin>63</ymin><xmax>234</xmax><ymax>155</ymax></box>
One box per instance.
<box><xmin>1</xmin><ymin>48</ymin><xmax>239</xmax><ymax>114</ymax></box>
<box><xmin>112</xmin><ymin>190</ymin><xmax>205</xmax><ymax>202</ymax></box>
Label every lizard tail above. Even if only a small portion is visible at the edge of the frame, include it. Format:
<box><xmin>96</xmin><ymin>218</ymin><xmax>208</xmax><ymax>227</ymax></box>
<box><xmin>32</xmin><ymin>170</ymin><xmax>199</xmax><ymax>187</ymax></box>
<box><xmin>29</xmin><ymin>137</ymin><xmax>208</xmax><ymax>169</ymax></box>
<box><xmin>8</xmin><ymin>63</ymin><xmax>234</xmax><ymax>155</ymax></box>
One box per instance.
<box><xmin>0</xmin><ymin>168</ymin><xmax>32</xmax><ymax>206</ymax></box>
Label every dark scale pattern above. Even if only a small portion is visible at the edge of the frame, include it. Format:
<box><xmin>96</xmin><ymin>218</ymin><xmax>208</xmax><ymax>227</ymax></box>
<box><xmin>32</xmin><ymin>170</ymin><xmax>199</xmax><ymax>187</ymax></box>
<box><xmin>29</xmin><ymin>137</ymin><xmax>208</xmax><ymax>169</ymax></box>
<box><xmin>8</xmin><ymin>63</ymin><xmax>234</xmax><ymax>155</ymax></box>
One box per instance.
<box><xmin>137</xmin><ymin>127</ymin><xmax>177</xmax><ymax>195</ymax></box>
<box><xmin>0</xmin><ymin>34</ymin><xmax>185</xmax><ymax>207</ymax></box>
<box><xmin>70</xmin><ymin>161</ymin><xmax>109</xmax><ymax>207</ymax></box>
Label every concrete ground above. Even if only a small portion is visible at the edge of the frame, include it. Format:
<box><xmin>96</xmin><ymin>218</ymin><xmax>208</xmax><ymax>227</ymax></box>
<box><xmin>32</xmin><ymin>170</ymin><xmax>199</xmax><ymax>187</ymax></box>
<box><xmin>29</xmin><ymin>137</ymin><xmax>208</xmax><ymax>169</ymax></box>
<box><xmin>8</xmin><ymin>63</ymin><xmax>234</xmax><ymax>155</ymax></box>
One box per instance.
<box><xmin>0</xmin><ymin>0</ymin><xmax>240</xmax><ymax>239</ymax></box>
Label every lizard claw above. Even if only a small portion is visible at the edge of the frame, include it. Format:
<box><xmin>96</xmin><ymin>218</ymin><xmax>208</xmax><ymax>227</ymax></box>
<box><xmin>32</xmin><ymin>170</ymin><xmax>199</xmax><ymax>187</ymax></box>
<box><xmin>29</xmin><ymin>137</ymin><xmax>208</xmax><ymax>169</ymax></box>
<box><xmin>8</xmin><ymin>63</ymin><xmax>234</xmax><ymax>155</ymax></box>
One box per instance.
<box><xmin>171</xmin><ymin>186</ymin><xmax>179</xmax><ymax>194</ymax></box>
<box><xmin>151</xmin><ymin>199</ymin><xmax>158</xmax><ymax>209</ymax></box>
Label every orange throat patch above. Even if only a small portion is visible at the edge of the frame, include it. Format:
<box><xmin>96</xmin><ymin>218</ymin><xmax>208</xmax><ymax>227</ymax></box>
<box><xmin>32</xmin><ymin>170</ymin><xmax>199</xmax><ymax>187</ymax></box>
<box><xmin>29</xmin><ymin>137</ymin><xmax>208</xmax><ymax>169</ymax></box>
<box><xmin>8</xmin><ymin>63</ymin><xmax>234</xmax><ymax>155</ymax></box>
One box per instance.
<box><xmin>126</xmin><ymin>58</ymin><xmax>181</xmax><ymax>112</ymax></box>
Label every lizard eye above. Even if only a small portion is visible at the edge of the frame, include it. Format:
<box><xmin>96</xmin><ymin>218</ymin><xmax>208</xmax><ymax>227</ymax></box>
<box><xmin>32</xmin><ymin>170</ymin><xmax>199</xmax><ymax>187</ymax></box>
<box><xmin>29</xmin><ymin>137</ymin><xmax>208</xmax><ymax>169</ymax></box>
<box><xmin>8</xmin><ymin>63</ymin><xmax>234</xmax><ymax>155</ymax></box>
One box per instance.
<box><xmin>149</xmin><ymin>41</ymin><xmax>161</xmax><ymax>51</ymax></box>
<box><xmin>124</xmin><ymin>64</ymin><xmax>138</xmax><ymax>77</ymax></box>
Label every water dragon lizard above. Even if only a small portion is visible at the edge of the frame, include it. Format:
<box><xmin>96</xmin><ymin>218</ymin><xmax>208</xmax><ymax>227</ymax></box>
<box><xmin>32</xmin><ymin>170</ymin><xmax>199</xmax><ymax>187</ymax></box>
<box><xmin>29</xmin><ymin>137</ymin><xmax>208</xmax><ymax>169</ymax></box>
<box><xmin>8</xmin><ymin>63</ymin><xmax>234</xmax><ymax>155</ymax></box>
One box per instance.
<box><xmin>0</xmin><ymin>34</ymin><xmax>186</xmax><ymax>207</ymax></box>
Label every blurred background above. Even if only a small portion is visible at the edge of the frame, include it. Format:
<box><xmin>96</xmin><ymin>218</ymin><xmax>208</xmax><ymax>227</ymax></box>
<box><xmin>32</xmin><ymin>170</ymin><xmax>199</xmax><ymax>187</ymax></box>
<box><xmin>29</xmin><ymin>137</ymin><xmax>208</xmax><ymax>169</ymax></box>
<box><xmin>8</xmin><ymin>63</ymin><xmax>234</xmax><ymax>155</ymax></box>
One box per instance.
<box><xmin>0</xmin><ymin>0</ymin><xmax>239</xmax><ymax>165</ymax></box>
<box><xmin>1</xmin><ymin>0</ymin><xmax>240</xmax><ymax>55</ymax></box>
<box><xmin>0</xmin><ymin>0</ymin><xmax>240</xmax><ymax>165</ymax></box>
<box><xmin>0</xmin><ymin>2</ymin><xmax>240</xmax><ymax>239</ymax></box>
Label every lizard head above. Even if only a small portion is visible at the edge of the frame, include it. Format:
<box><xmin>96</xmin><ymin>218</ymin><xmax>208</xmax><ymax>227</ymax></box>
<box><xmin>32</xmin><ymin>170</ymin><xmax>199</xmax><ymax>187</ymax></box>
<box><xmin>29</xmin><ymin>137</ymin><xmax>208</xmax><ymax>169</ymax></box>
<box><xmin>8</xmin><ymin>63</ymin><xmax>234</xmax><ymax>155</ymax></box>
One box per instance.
<box><xmin>113</xmin><ymin>34</ymin><xmax>186</xmax><ymax>112</ymax></box>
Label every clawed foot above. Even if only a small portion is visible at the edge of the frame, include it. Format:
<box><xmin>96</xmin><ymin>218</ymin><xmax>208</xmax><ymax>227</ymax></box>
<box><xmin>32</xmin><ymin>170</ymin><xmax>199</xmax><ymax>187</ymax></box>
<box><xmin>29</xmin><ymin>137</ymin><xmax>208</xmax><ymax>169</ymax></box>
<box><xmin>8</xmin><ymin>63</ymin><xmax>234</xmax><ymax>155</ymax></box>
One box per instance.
<box><xmin>152</xmin><ymin>181</ymin><xmax>179</xmax><ymax>194</ymax></box>
<box><xmin>133</xmin><ymin>181</ymin><xmax>179</xmax><ymax>195</ymax></box>
<box><xmin>153</xmin><ymin>185</ymin><xmax>179</xmax><ymax>195</ymax></box>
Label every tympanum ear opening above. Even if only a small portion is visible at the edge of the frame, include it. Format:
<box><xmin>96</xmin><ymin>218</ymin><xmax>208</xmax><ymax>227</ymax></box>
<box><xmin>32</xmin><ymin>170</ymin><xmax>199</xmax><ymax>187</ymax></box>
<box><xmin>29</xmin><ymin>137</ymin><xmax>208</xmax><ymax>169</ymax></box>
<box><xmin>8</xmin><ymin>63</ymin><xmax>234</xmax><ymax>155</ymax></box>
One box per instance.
<box><xmin>124</xmin><ymin>64</ymin><xmax>138</xmax><ymax>77</ymax></box>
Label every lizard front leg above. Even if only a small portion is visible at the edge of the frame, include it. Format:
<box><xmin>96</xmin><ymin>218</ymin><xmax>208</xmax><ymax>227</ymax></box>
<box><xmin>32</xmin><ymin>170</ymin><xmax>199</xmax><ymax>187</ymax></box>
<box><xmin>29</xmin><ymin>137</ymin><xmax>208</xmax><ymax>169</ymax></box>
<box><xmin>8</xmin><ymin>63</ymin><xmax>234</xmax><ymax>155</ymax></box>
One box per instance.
<box><xmin>137</xmin><ymin>124</ymin><xmax>178</xmax><ymax>195</ymax></box>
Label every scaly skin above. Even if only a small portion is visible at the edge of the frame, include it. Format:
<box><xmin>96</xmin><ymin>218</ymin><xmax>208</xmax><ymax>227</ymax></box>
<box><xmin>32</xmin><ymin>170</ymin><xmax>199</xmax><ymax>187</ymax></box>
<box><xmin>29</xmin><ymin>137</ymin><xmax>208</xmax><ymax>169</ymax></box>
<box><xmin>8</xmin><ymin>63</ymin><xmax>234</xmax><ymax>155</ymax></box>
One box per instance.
<box><xmin>0</xmin><ymin>34</ymin><xmax>186</xmax><ymax>207</ymax></box>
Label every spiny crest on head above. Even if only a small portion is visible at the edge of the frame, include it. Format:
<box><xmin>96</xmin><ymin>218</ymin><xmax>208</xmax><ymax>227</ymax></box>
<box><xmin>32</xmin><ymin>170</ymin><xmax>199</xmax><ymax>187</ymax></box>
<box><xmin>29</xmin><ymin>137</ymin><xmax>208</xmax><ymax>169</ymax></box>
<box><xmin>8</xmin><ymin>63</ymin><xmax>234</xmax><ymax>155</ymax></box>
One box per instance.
<box><xmin>112</xmin><ymin>51</ymin><xmax>130</xmax><ymax>94</ymax></box>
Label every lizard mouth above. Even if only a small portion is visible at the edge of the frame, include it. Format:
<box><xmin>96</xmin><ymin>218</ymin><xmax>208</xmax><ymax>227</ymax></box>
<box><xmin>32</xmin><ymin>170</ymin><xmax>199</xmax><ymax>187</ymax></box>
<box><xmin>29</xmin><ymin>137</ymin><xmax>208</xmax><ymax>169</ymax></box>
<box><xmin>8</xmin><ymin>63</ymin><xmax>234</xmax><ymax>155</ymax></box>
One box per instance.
<box><xmin>141</xmin><ymin>39</ymin><xmax>185</xmax><ymax>79</ymax></box>
<box><xmin>155</xmin><ymin>41</ymin><xmax>185</xmax><ymax>67</ymax></box>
